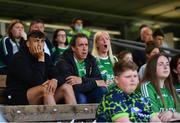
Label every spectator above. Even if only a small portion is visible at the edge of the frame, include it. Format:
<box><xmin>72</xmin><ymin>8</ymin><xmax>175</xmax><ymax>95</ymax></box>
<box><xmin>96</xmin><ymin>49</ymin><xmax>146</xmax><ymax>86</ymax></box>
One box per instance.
<box><xmin>56</xmin><ymin>33</ymin><xmax>107</xmax><ymax>104</ymax></box>
<box><xmin>117</xmin><ymin>50</ymin><xmax>133</xmax><ymax>62</ymax></box>
<box><xmin>6</xmin><ymin>30</ymin><xmax>76</xmax><ymax>105</ymax></box>
<box><xmin>170</xmin><ymin>53</ymin><xmax>180</xmax><ymax>94</ymax></box>
<box><xmin>51</xmin><ymin>29</ymin><xmax>68</xmax><ymax>64</ymax></box>
<box><xmin>0</xmin><ymin>19</ymin><xmax>26</xmax><ymax>74</ymax></box>
<box><xmin>139</xmin><ymin>26</ymin><xmax>153</xmax><ymax>43</ymax></box>
<box><xmin>67</xmin><ymin>18</ymin><xmax>91</xmax><ymax>44</ymax></box>
<box><xmin>139</xmin><ymin>41</ymin><xmax>160</xmax><ymax>80</ymax></box>
<box><xmin>92</xmin><ymin>31</ymin><xmax>117</xmax><ymax>87</ymax></box>
<box><xmin>29</xmin><ymin>19</ymin><xmax>53</xmax><ymax>56</ymax></box>
<box><xmin>153</xmin><ymin>28</ymin><xmax>170</xmax><ymax>53</ymax></box>
<box><xmin>141</xmin><ymin>54</ymin><xmax>180</xmax><ymax>122</ymax></box>
<box><xmin>133</xmin><ymin>25</ymin><xmax>153</xmax><ymax>68</ymax></box>
<box><xmin>96</xmin><ymin>60</ymin><xmax>160</xmax><ymax>122</ymax></box>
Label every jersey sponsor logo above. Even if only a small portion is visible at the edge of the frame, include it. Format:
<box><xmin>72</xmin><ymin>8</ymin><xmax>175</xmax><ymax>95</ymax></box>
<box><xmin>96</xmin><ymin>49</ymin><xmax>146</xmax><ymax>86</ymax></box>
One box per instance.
<box><xmin>104</xmin><ymin>62</ymin><xmax>110</xmax><ymax>65</ymax></box>
<box><xmin>131</xmin><ymin>107</ymin><xmax>150</xmax><ymax>118</ymax></box>
<box><xmin>131</xmin><ymin>107</ymin><xmax>141</xmax><ymax>112</ymax></box>
<box><xmin>160</xmin><ymin>108</ymin><xmax>175</xmax><ymax>112</ymax></box>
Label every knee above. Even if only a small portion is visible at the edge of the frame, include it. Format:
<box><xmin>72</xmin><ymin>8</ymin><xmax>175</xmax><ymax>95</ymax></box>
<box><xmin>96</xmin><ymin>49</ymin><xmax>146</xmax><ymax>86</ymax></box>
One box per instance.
<box><xmin>60</xmin><ymin>84</ymin><xmax>73</xmax><ymax>92</ymax></box>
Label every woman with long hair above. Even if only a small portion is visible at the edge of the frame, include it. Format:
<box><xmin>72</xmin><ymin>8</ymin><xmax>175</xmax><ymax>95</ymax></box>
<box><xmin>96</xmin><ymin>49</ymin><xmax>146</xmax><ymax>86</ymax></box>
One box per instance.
<box><xmin>51</xmin><ymin>29</ymin><xmax>68</xmax><ymax>64</ymax></box>
<box><xmin>92</xmin><ymin>31</ymin><xmax>117</xmax><ymax>87</ymax></box>
<box><xmin>141</xmin><ymin>54</ymin><xmax>180</xmax><ymax>121</ymax></box>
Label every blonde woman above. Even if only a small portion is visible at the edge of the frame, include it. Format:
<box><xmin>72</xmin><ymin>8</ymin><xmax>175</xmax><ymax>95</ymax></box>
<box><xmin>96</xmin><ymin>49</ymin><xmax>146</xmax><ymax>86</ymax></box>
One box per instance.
<box><xmin>92</xmin><ymin>31</ymin><xmax>117</xmax><ymax>87</ymax></box>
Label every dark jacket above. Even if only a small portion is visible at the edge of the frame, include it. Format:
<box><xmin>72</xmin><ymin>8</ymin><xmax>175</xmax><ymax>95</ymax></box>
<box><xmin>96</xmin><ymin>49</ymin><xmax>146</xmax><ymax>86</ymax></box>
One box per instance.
<box><xmin>56</xmin><ymin>48</ymin><xmax>102</xmax><ymax>93</ymax></box>
<box><xmin>132</xmin><ymin>37</ymin><xmax>146</xmax><ymax>68</ymax></box>
<box><xmin>0</xmin><ymin>37</ymin><xmax>22</xmax><ymax>74</ymax></box>
<box><xmin>6</xmin><ymin>44</ymin><xmax>58</xmax><ymax>104</ymax></box>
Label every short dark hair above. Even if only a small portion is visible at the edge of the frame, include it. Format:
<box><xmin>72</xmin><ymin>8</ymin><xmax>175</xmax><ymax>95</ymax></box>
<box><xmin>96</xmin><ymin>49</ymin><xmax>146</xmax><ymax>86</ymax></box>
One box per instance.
<box><xmin>72</xmin><ymin>17</ymin><xmax>83</xmax><ymax>24</ymax></box>
<box><xmin>70</xmin><ymin>33</ymin><xmax>88</xmax><ymax>47</ymax></box>
<box><xmin>30</xmin><ymin>19</ymin><xmax>44</xmax><ymax>28</ymax></box>
<box><xmin>117</xmin><ymin>50</ymin><xmax>132</xmax><ymax>61</ymax></box>
<box><xmin>153</xmin><ymin>29</ymin><xmax>164</xmax><ymax>37</ymax></box>
<box><xmin>27</xmin><ymin>30</ymin><xmax>45</xmax><ymax>40</ymax></box>
<box><xmin>113</xmin><ymin>60</ymin><xmax>138</xmax><ymax>76</ymax></box>
<box><xmin>145</xmin><ymin>41</ymin><xmax>159</xmax><ymax>54</ymax></box>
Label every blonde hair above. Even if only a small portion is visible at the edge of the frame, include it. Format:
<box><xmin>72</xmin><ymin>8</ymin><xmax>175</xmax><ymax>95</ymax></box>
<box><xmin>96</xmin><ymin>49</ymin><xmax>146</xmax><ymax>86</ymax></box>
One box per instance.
<box><xmin>92</xmin><ymin>31</ymin><xmax>116</xmax><ymax>64</ymax></box>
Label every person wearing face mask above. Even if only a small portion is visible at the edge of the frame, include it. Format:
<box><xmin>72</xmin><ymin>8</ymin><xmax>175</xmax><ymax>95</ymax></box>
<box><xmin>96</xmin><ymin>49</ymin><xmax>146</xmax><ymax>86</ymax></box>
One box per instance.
<box><xmin>67</xmin><ymin>18</ymin><xmax>92</xmax><ymax>44</ymax></box>
<box><xmin>0</xmin><ymin>19</ymin><xmax>27</xmax><ymax>74</ymax></box>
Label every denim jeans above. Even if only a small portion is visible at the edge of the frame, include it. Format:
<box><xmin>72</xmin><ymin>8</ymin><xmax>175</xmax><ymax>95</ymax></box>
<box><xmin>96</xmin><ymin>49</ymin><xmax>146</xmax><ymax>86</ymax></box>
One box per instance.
<box><xmin>75</xmin><ymin>87</ymin><xmax>108</xmax><ymax>104</ymax></box>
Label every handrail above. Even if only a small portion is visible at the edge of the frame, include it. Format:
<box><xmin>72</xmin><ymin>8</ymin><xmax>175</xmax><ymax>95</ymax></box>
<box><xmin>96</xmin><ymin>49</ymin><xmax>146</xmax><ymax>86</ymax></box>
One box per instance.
<box><xmin>111</xmin><ymin>38</ymin><xmax>180</xmax><ymax>54</ymax></box>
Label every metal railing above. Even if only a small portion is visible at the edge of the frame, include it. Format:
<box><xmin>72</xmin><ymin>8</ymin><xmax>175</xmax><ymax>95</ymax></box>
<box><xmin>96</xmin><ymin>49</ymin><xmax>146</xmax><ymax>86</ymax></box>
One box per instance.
<box><xmin>110</xmin><ymin>38</ymin><xmax>180</xmax><ymax>57</ymax></box>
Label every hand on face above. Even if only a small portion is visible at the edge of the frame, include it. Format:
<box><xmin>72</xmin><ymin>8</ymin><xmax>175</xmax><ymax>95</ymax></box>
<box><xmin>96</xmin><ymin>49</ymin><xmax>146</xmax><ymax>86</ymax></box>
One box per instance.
<box><xmin>27</xmin><ymin>37</ymin><xmax>45</xmax><ymax>61</ymax></box>
<box><xmin>11</xmin><ymin>23</ymin><xmax>25</xmax><ymax>39</ymax></box>
<box><xmin>30</xmin><ymin>45</ymin><xmax>44</xmax><ymax>60</ymax></box>
<box><xmin>20</xmin><ymin>31</ymin><xmax>27</xmax><ymax>40</ymax></box>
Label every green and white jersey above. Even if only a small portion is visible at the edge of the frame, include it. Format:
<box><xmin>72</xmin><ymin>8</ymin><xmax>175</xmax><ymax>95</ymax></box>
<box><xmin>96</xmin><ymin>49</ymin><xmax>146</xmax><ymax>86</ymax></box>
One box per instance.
<box><xmin>96</xmin><ymin>56</ymin><xmax>114</xmax><ymax>82</ymax></box>
<box><xmin>141</xmin><ymin>81</ymin><xmax>180</xmax><ymax>112</ymax></box>
<box><xmin>74</xmin><ymin>58</ymin><xmax>86</xmax><ymax>77</ymax></box>
<box><xmin>52</xmin><ymin>46</ymin><xmax>68</xmax><ymax>55</ymax></box>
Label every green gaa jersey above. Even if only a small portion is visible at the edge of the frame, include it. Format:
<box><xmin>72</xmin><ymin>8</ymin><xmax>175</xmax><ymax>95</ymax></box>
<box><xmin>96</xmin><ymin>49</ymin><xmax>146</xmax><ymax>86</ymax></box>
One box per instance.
<box><xmin>52</xmin><ymin>46</ymin><xmax>68</xmax><ymax>55</ymax></box>
<box><xmin>96</xmin><ymin>86</ymin><xmax>154</xmax><ymax>122</ymax></box>
<box><xmin>141</xmin><ymin>81</ymin><xmax>180</xmax><ymax>112</ymax></box>
<box><xmin>96</xmin><ymin>56</ymin><xmax>114</xmax><ymax>82</ymax></box>
<box><xmin>74</xmin><ymin>58</ymin><xmax>86</xmax><ymax>77</ymax></box>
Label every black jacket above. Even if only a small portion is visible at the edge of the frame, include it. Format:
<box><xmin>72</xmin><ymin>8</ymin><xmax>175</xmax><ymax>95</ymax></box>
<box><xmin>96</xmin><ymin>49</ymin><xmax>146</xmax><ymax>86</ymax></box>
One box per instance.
<box><xmin>56</xmin><ymin>49</ymin><xmax>102</xmax><ymax>93</ymax></box>
<box><xmin>6</xmin><ymin>44</ymin><xmax>58</xmax><ymax>98</ymax></box>
<box><xmin>132</xmin><ymin>37</ymin><xmax>146</xmax><ymax>68</ymax></box>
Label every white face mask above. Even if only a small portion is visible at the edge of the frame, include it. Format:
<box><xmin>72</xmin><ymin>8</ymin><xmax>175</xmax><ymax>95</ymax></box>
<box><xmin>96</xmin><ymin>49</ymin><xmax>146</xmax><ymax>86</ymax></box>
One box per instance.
<box><xmin>74</xmin><ymin>24</ymin><xmax>83</xmax><ymax>32</ymax></box>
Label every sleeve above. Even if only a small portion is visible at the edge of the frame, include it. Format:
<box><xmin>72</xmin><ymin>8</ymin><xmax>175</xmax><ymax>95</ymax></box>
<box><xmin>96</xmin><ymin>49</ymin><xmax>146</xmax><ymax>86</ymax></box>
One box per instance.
<box><xmin>138</xmin><ymin>65</ymin><xmax>145</xmax><ymax>80</ymax></box>
<box><xmin>96</xmin><ymin>97</ymin><xmax>107</xmax><ymax>122</ymax></box>
<box><xmin>45</xmin><ymin>54</ymin><xmax>64</xmax><ymax>86</ymax></box>
<box><xmin>141</xmin><ymin>83</ymin><xmax>160</xmax><ymax>112</ymax></box>
<box><xmin>1</xmin><ymin>37</ymin><xmax>14</xmax><ymax>65</ymax></box>
<box><xmin>55</xmin><ymin>58</ymin><xmax>72</xmax><ymax>86</ymax></box>
<box><xmin>45</xmin><ymin>54</ymin><xmax>58</xmax><ymax>78</ymax></box>
<box><xmin>9</xmin><ymin>55</ymin><xmax>46</xmax><ymax>87</ymax></box>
